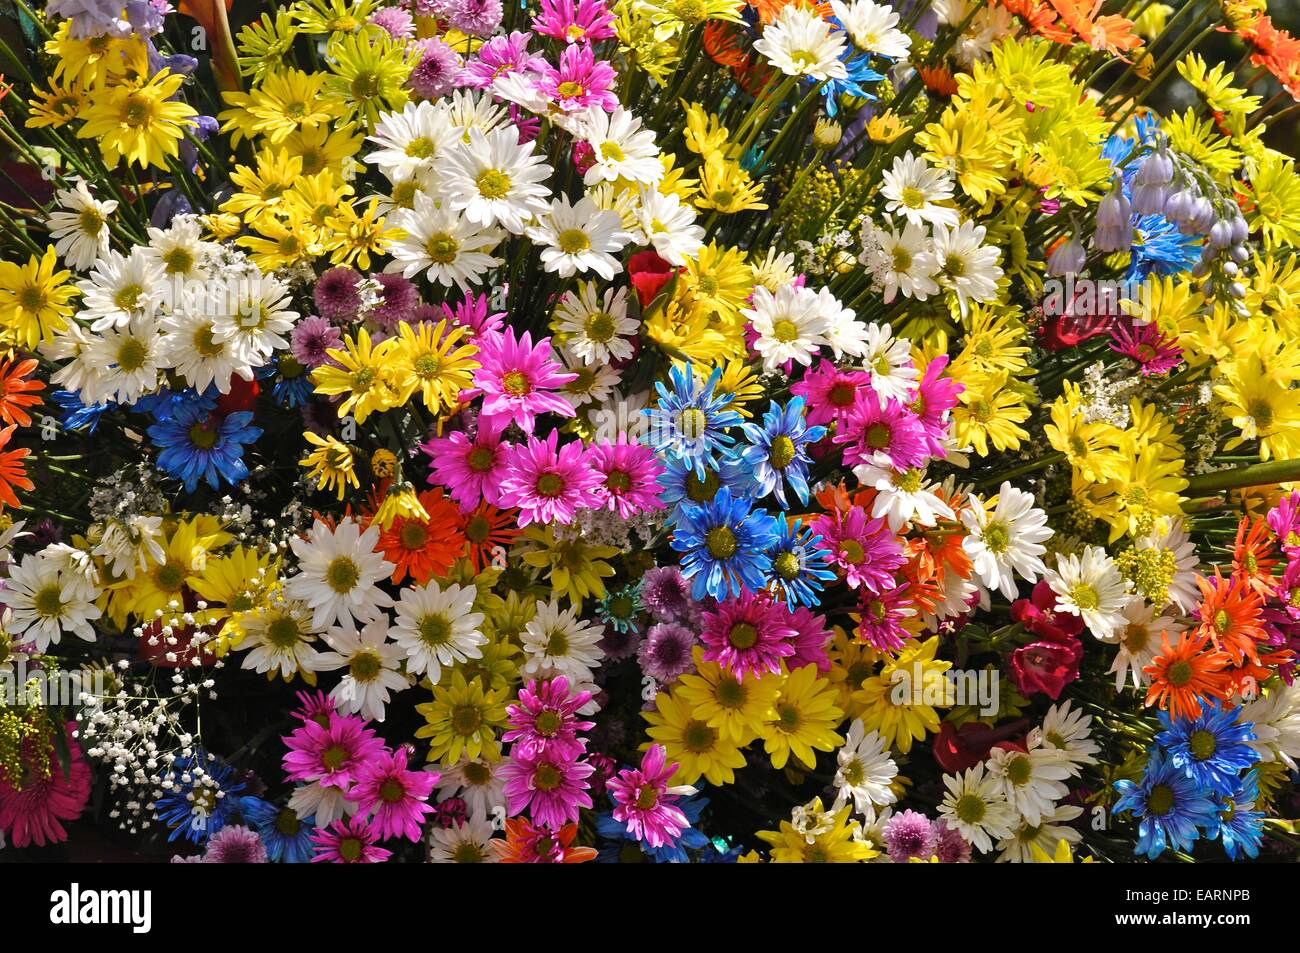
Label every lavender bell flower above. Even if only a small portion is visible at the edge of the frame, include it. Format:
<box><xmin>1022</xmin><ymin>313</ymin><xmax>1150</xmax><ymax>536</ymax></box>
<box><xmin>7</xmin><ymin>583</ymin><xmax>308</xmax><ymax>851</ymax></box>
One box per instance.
<box><xmin>1094</xmin><ymin>183</ymin><xmax>1133</xmax><ymax>252</ymax></box>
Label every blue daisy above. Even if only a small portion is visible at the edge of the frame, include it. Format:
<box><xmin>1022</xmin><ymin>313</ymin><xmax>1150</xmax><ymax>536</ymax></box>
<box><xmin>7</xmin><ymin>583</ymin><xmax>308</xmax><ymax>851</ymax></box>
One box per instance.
<box><xmin>1113</xmin><ymin>747</ymin><xmax>1220</xmax><ymax>860</ymax></box>
<box><xmin>815</xmin><ymin>51</ymin><xmax>884</xmax><ymax>117</ymax></box>
<box><xmin>154</xmin><ymin>752</ymin><xmax>245</xmax><ymax>844</ymax></box>
<box><xmin>1206</xmin><ymin>770</ymin><xmax>1265</xmax><ymax>861</ymax></box>
<box><xmin>239</xmin><ymin>797</ymin><xmax>316</xmax><ymax>864</ymax></box>
<box><xmin>1128</xmin><ymin>213</ymin><xmax>1201</xmax><ymax>281</ymax></box>
<box><xmin>738</xmin><ymin>397</ymin><xmax>827</xmax><ymax>508</ymax></box>
<box><xmin>147</xmin><ymin>400</ymin><xmax>262</xmax><ymax>492</ymax></box>
<box><xmin>643</xmin><ymin>363</ymin><xmax>742</xmax><ymax>480</ymax></box>
<box><xmin>767</xmin><ymin>514</ymin><xmax>836</xmax><ymax>608</ymax></box>
<box><xmin>671</xmin><ymin>486</ymin><xmax>779</xmax><ymax>601</ymax></box>
<box><xmin>1156</xmin><ymin>702</ymin><xmax>1260</xmax><ymax>796</ymax></box>
<box><xmin>51</xmin><ymin>390</ymin><xmax>115</xmax><ymax>434</ymax></box>
<box><xmin>596</xmin><ymin>795</ymin><xmax>711</xmax><ymax>863</ymax></box>
<box><xmin>658</xmin><ymin>451</ymin><xmax>754</xmax><ymax>522</ymax></box>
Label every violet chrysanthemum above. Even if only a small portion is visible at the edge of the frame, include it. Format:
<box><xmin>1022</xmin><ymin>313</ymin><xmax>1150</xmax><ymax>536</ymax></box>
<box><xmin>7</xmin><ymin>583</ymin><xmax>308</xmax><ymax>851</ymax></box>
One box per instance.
<box><xmin>369</xmin><ymin>6</ymin><xmax>415</xmax><ymax>38</ymax></box>
<box><xmin>587</xmin><ymin>439</ymin><xmax>666</xmax><ymax>518</ymax></box>
<box><xmin>881</xmin><ymin>810</ymin><xmax>939</xmax><ymax>862</ymax></box>
<box><xmin>369</xmin><ymin>273</ymin><xmax>419</xmax><ymax>331</ymax></box>
<box><xmin>699</xmin><ymin>591</ymin><xmax>796</xmax><ymax>679</ymax></box>
<box><xmin>498</xmin><ymin>430</ymin><xmax>603</xmax><ymax>526</ymax></box>
<box><xmin>503</xmin><ymin>676</ymin><xmax>595</xmax><ymax>759</ymax></box>
<box><xmin>408</xmin><ymin>37</ymin><xmax>463</xmax><ymax>100</ymax></box>
<box><xmin>472</xmin><ymin>327</ymin><xmax>577</xmax><ymax>433</ymax></box>
<box><xmin>598</xmin><ymin>625</ymin><xmax>641</xmax><ymax>661</ymax></box>
<box><xmin>350</xmin><ymin>746</ymin><xmax>438</xmax><ymax>842</ymax></box>
<box><xmin>640</xmin><ymin>566</ymin><xmax>694</xmax><ymax>622</ymax></box>
<box><xmin>500</xmin><ymin>749</ymin><xmax>595</xmax><ymax>829</ymax></box>
<box><xmin>607</xmin><ymin>745</ymin><xmax>692</xmax><ymax>849</ymax></box>
<box><xmin>447</xmin><ymin>0</ymin><xmax>503</xmax><ymax>35</ymax></box>
<box><xmin>203</xmin><ymin>824</ymin><xmax>269</xmax><ymax>863</ymax></box>
<box><xmin>313</xmin><ymin>265</ymin><xmax>362</xmax><ymax>320</ymax></box>
<box><xmin>637</xmin><ymin>621</ymin><xmax>697</xmax><ymax>683</ymax></box>
<box><xmin>933</xmin><ymin>819</ymin><xmax>972</xmax><ymax>863</ymax></box>
<box><xmin>291</xmin><ymin>315</ymin><xmax>344</xmax><ymax>368</ymax></box>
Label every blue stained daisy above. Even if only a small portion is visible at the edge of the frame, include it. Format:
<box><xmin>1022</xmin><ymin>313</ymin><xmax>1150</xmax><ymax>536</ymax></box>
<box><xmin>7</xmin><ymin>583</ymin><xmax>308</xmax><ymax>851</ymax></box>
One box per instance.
<box><xmin>1128</xmin><ymin>213</ymin><xmax>1201</xmax><ymax>281</ymax></box>
<box><xmin>1207</xmin><ymin>771</ymin><xmax>1265</xmax><ymax>861</ymax></box>
<box><xmin>154</xmin><ymin>752</ymin><xmax>246</xmax><ymax>844</ymax></box>
<box><xmin>1113</xmin><ymin>747</ymin><xmax>1220</xmax><ymax>860</ymax></box>
<box><xmin>815</xmin><ymin>51</ymin><xmax>884</xmax><ymax>117</ymax></box>
<box><xmin>658</xmin><ymin>451</ymin><xmax>754</xmax><ymax>522</ymax></box>
<box><xmin>738</xmin><ymin>397</ymin><xmax>827</xmax><ymax>508</ymax></box>
<box><xmin>644</xmin><ymin>363</ymin><xmax>742</xmax><ymax>480</ymax></box>
<box><xmin>671</xmin><ymin>486</ymin><xmax>779</xmax><ymax>601</ymax></box>
<box><xmin>1156</xmin><ymin>702</ymin><xmax>1260</xmax><ymax>796</ymax></box>
<box><xmin>240</xmin><ymin>797</ymin><xmax>316</xmax><ymax>864</ymax></box>
<box><xmin>768</xmin><ymin>514</ymin><xmax>836</xmax><ymax>608</ymax></box>
<box><xmin>147</xmin><ymin>400</ymin><xmax>263</xmax><ymax>492</ymax></box>
<box><xmin>596</xmin><ymin>795</ymin><xmax>711</xmax><ymax>863</ymax></box>
<box><xmin>51</xmin><ymin>390</ymin><xmax>115</xmax><ymax>434</ymax></box>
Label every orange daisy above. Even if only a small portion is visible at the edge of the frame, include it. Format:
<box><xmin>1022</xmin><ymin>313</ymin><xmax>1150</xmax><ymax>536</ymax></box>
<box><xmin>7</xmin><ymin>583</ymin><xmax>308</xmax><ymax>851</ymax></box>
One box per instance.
<box><xmin>703</xmin><ymin>21</ymin><xmax>750</xmax><ymax>69</ymax></box>
<box><xmin>1231</xmin><ymin>516</ymin><xmax>1277</xmax><ymax>597</ymax></box>
<box><xmin>375</xmin><ymin>487</ymin><xmax>466</xmax><ymax>584</ymax></box>
<box><xmin>1047</xmin><ymin>0</ymin><xmax>1143</xmax><ymax>59</ymax></box>
<box><xmin>918</xmin><ymin>65</ymin><xmax>959</xmax><ymax>97</ymax></box>
<box><xmin>1144</xmin><ymin>629</ymin><xmax>1233</xmax><ymax>721</ymax></box>
<box><xmin>0</xmin><ymin>424</ymin><xmax>33</xmax><ymax>509</ymax></box>
<box><xmin>461</xmin><ymin>501</ymin><xmax>522</xmax><ymax>572</ymax></box>
<box><xmin>0</xmin><ymin>357</ymin><xmax>44</xmax><ymax>428</ymax></box>
<box><xmin>493</xmin><ymin>818</ymin><xmax>596</xmax><ymax>863</ymax></box>
<box><xmin>1195</xmin><ymin>571</ymin><xmax>1265</xmax><ymax>665</ymax></box>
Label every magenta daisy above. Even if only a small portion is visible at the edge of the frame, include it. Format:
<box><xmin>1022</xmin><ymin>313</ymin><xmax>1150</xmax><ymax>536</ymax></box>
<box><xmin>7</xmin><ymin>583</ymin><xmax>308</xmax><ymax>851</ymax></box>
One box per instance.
<box><xmin>587</xmin><ymin>439</ymin><xmax>666</xmax><ymax>518</ymax></box>
<box><xmin>637</xmin><ymin>621</ymin><xmax>698</xmax><ymax>683</ymax></box>
<box><xmin>536</xmin><ymin>44</ymin><xmax>618</xmax><ymax>112</ymax></box>
<box><xmin>699</xmin><ymin>590</ymin><xmax>797</xmax><ymax>678</ymax></box>
<box><xmin>350</xmin><ymin>746</ymin><xmax>438</xmax><ymax>842</ymax></box>
<box><xmin>0</xmin><ymin>724</ymin><xmax>91</xmax><ymax>848</ymax></box>
<box><xmin>532</xmin><ymin>0</ymin><xmax>616</xmax><ymax>45</ymax></box>
<box><xmin>461</xmin><ymin>31</ymin><xmax>546</xmax><ymax>89</ymax></box>
<box><xmin>910</xmin><ymin>355</ymin><xmax>963</xmax><ymax>456</ymax></box>
<box><xmin>424</xmin><ymin>426</ymin><xmax>512</xmax><ymax>510</ymax></box>
<box><xmin>856</xmin><ymin>584</ymin><xmax>916</xmax><ymax>653</ymax></box>
<box><xmin>834</xmin><ymin>394</ymin><xmax>929</xmax><ymax>472</ymax></box>
<box><xmin>498</xmin><ymin>430</ymin><xmax>603</xmax><ymax>526</ymax></box>
<box><xmin>310</xmin><ymin>816</ymin><xmax>392</xmax><ymax>863</ymax></box>
<box><xmin>503</xmin><ymin>675</ymin><xmax>595</xmax><ymax>759</ymax></box>
<box><xmin>810</xmin><ymin>506</ymin><xmax>907</xmax><ymax>593</ymax></box>
<box><xmin>440</xmin><ymin>290</ymin><xmax>506</xmax><ymax>342</ymax></box>
<box><xmin>607</xmin><ymin>745</ymin><xmax>693</xmax><ymax>849</ymax></box>
<box><xmin>791</xmin><ymin>360</ymin><xmax>871</xmax><ymax>429</ymax></box>
<box><xmin>1109</xmin><ymin>317</ymin><xmax>1183</xmax><ymax>376</ymax></box>
<box><xmin>500</xmin><ymin>748</ymin><xmax>595</xmax><ymax>829</ymax></box>
<box><xmin>471</xmin><ymin>328</ymin><xmax>577</xmax><ymax>433</ymax></box>
<box><xmin>784</xmin><ymin>604</ymin><xmax>833</xmax><ymax>672</ymax></box>
<box><xmin>282</xmin><ymin>711</ymin><xmax>387</xmax><ymax>789</ymax></box>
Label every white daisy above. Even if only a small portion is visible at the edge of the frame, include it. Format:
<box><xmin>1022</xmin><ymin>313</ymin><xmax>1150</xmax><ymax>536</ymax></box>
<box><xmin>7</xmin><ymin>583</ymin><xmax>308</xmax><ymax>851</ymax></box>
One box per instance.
<box><xmin>78</xmin><ymin>248</ymin><xmax>167</xmax><ymax>332</ymax></box>
<box><xmin>366</xmin><ymin>100</ymin><xmax>453</xmax><ymax>183</ymax></box>
<box><xmin>0</xmin><ymin>519</ymin><xmax>27</xmax><ymax>568</ymax></box>
<box><xmin>857</xmin><ymin>463</ymin><xmax>955</xmax><ymax>531</ymax></box>
<box><xmin>557</xmin><ymin>348</ymin><xmax>622</xmax><ymax>408</ymax></box>
<box><xmin>635</xmin><ymin>187</ymin><xmax>704</xmax><ymax>267</ymax></box>
<box><xmin>814</xmin><ymin>286</ymin><xmax>870</xmax><ymax>361</ymax></box>
<box><xmin>47</xmin><ymin>180</ymin><xmax>116</xmax><ymax>271</ymax></box>
<box><xmin>876</xmin><ymin>219</ymin><xmax>940</xmax><ymax>303</ymax></box>
<box><xmin>832</xmin><ymin>719</ymin><xmax>899</xmax><ymax>818</ymax></box>
<box><xmin>743</xmin><ymin>283</ymin><xmax>830</xmax><ymax>373</ymax></box>
<box><xmin>143</xmin><ymin>214</ymin><xmax>218</xmax><ymax>287</ymax></box>
<box><xmin>749</xmin><ymin>248</ymin><xmax>797</xmax><ymax>292</ymax></box>
<box><xmin>436</xmin><ymin>126</ymin><xmax>553</xmax><ymax>234</ymax></box>
<box><xmin>753</xmin><ymin>4</ymin><xmax>849</xmax><ymax>81</ymax></box>
<box><xmin>1108</xmin><ymin>596</ymin><xmax>1181</xmax><ymax>691</ymax></box>
<box><xmin>1033</xmin><ymin>699</ymin><xmax>1100</xmax><ymax>771</ymax></box>
<box><xmin>995</xmin><ymin>803</ymin><xmax>1083</xmax><ymax>864</ymax></box>
<box><xmin>961</xmin><ymin>482</ymin><xmax>1053</xmax><ymax>601</ymax></box>
<box><xmin>554</xmin><ymin>282</ymin><xmax>636</xmax><ymax>365</ymax></box>
<box><xmin>289</xmin><ymin>780</ymin><xmax>356</xmax><ymax>827</ymax></box>
<box><xmin>829</xmin><ymin>0</ymin><xmax>912</xmax><ymax>58</ymax></box>
<box><xmin>390</xmin><ymin>580</ymin><xmax>487</xmax><ymax>681</ymax></box>
<box><xmin>861</xmin><ymin>320</ymin><xmax>919</xmax><ymax>403</ymax></box>
<box><xmin>520</xmin><ymin>599</ymin><xmax>605</xmax><ymax>682</ymax></box>
<box><xmin>90</xmin><ymin>515</ymin><xmax>166</xmax><ymax>580</ymax></box>
<box><xmin>1046</xmin><ymin>545</ymin><xmax>1131</xmax><ymax>641</ymax></box>
<box><xmin>161</xmin><ymin>306</ymin><xmax>255</xmax><ymax>395</ymax></box>
<box><xmin>315</xmin><ymin>617</ymin><xmax>408</xmax><ymax>722</ymax></box>
<box><xmin>527</xmin><ymin>194</ymin><xmax>631</xmax><ymax>280</ymax></box>
<box><xmin>386</xmin><ymin>192</ymin><xmax>504</xmax><ymax>290</ymax></box>
<box><xmin>284</xmin><ymin>517</ymin><xmax>395</xmax><ymax>632</ymax></box>
<box><xmin>0</xmin><ymin>551</ymin><xmax>101</xmax><ymax>651</ymax></box>
<box><xmin>237</xmin><ymin>598</ymin><xmax>324</xmax><ymax>679</ymax></box>
<box><xmin>1239</xmin><ymin>683</ymin><xmax>1300</xmax><ymax>770</ymax></box>
<box><xmin>429</xmin><ymin>813</ymin><xmax>499</xmax><ymax>863</ymax></box>
<box><xmin>880</xmin><ymin>152</ymin><xmax>958</xmax><ymax>229</ymax></box>
<box><xmin>82</xmin><ymin>313</ymin><xmax>166</xmax><ymax>405</ymax></box>
<box><xmin>933</xmin><ymin>220</ymin><xmax>1004</xmax><ymax>313</ymax></box>
<box><xmin>1134</xmin><ymin>519</ymin><xmax>1200</xmax><ymax>613</ymax></box>
<box><xmin>211</xmin><ymin>270</ymin><xmax>299</xmax><ymax>367</ymax></box>
<box><xmin>579</xmin><ymin>108</ymin><xmax>663</xmax><ymax>186</ymax></box>
<box><xmin>435</xmin><ymin>756</ymin><xmax>506</xmax><ymax>820</ymax></box>
<box><xmin>937</xmin><ymin>762</ymin><xmax>1017</xmax><ymax>854</ymax></box>
<box><xmin>985</xmin><ymin>744</ymin><xmax>1072</xmax><ymax>826</ymax></box>
<box><xmin>435</xmin><ymin>88</ymin><xmax>510</xmax><ymax>142</ymax></box>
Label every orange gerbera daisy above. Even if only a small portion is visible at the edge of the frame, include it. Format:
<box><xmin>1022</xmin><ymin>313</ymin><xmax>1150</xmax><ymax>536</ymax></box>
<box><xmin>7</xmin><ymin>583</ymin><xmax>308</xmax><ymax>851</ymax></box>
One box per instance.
<box><xmin>493</xmin><ymin>818</ymin><xmax>596</xmax><ymax>863</ymax></box>
<box><xmin>703</xmin><ymin>21</ymin><xmax>750</xmax><ymax>69</ymax></box>
<box><xmin>1144</xmin><ymin>629</ymin><xmax>1233</xmax><ymax>721</ymax></box>
<box><xmin>747</xmin><ymin>0</ymin><xmax>831</xmax><ymax>24</ymax></box>
<box><xmin>1231</xmin><ymin>516</ymin><xmax>1277</xmax><ymax>596</ymax></box>
<box><xmin>918</xmin><ymin>65</ymin><xmax>959</xmax><ymax>97</ymax></box>
<box><xmin>461</xmin><ymin>501</ymin><xmax>522</xmax><ymax>572</ymax></box>
<box><xmin>0</xmin><ymin>425</ymin><xmax>33</xmax><ymax>509</ymax></box>
<box><xmin>1195</xmin><ymin>571</ymin><xmax>1265</xmax><ymax>665</ymax></box>
<box><xmin>375</xmin><ymin>487</ymin><xmax>466</xmax><ymax>584</ymax></box>
<box><xmin>0</xmin><ymin>357</ymin><xmax>44</xmax><ymax>428</ymax></box>
<box><xmin>999</xmin><ymin>0</ymin><xmax>1074</xmax><ymax>44</ymax></box>
<box><xmin>1047</xmin><ymin>0</ymin><xmax>1143</xmax><ymax>59</ymax></box>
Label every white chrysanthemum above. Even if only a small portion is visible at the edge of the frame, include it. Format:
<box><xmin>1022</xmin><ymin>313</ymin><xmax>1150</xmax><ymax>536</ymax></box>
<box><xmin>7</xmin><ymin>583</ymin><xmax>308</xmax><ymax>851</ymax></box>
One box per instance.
<box><xmin>436</xmin><ymin>126</ymin><xmax>553</xmax><ymax>234</ymax></box>
<box><xmin>743</xmin><ymin>283</ymin><xmax>831</xmax><ymax>373</ymax></box>
<box><xmin>1108</xmin><ymin>596</ymin><xmax>1181</xmax><ymax>691</ymax></box>
<box><xmin>995</xmin><ymin>803</ymin><xmax>1083</xmax><ymax>864</ymax></box>
<box><xmin>1046</xmin><ymin>545</ymin><xmax>1131</xmax><ymax>641</ymax></box>
<box><xmin>754</xmin><ymin>4</ymin><xmax>849</xmax><ymax>81</ymax></box>
<box><xmin>857</xmin><ymin>463</ymin><xmax>954</xmax><ymax>531</ymax></box>
<box><xmin>429</xmin><ymin>813</ymin><xmax>499</xmax><ymax>863</ymax></box>
<box><xmin>961</xmin><ymin>482</ymin><xmax>1052</xmax><ymax>601</ymax></box>
<box><xmin>285</xmin><ymin>517</ymin><xmax>395</xmax><ymax>632</ymax></box>
<box><xmin>0</xmin><ymin>551</ymin><xmax>101</xmax><ymax>651</ymax></box>
<box><xmin>833</xmin><ymin>719</ymin><xmax>899</xmax><ymax>818</ymax></box>
<box><xmin>861</xmin><ymin>320</ymin><xmax>918</xmax><ymax>403</ymax></box>
<box><xmin>527</xmin><ymin>194</ymin><xmax>632</xmax><ymax>280</ymax></box>
<box><xmin>554</xmin><ymin>282</ymin><xmax>636</xmax><ymax>365</ymax></box>
<box><xmin>985</xmin><ymin>744</ymin><xmax>1071</xmax><ymax>827</ymax></box>
<box><xmin>161</xmin><ymin>306</ymin><xmax>255</xmax><ymax>395</ymax></box>
<box><xmin>520</xmin><ymin>599</ymin><xmax>605</xmax><ymax>683</ymax></box>
<box><xmin>367</xmin><ymin>100</ymin><xmax>453</xmax><ymax>183</ymax></box>
<box><xmin>82</xmin><ymin>314</ymin><xmax>166</xmax><ymax>405</ymax></box>
<box><xmin>881</xmin><ymin>152</ymin><xmax>958</xmax><ymax>229</ymax></box>
<box><xmin>933</xmin><ymin>220</ymin><xmax>1004</xmax><ymax>313</ymax></box>
<box><xmin>47</xmin><ymin>180</ymin><xmax>116</xmax><ymax>271</ymax></box>
<box><xmin>1239</xmin><ymin>683</ymin><xmax>1300</xmax><ymax>771</ymax></box>
<box><xmin>210</xmin><ymin>270</ymin><xmax>299</xmax><ymax>366</ymax></box>
<box><xmin>635</xmin><ymin>187</ymin><xmax>704</xmax><ymax>267</ymax></box>
<box><xmin>315</xmin><ymin>617</ymin><xmax>408</xmax><ymax>722</ymax></box>
<box><xmin>937</xmin><ymin>763</ymin><xmax>1017</xmax><ymax>854</ymax></box>
<box><xmin>77</xmin><ymin>248</ymin><xmax>167</xmax><ymax>332</ymax></box>
<box><xmin>386</xmin><ymin>192</ymin><xmax>504</xmax><ymax>290</ymax></box>
<box><xmin>830</xmin><ymin>0</ymin><xmax>912</xmax><ymax>58</ymax></box>
<box><xmin>390</xmin><ymin>580</ymin><xmax>487</xmax><ymax>681</ymax></box>
<box><xmin>580</xmin><ymin>108</ymin><xmax>663</xmax><ymax>186</ymax></box>
<box><xmin>877</xmin><ymin>220</ymin><xmax>940</xmax><ymax>303</ymax></box>
<box><xmin>238</xmin><ymin>598</ymin><xmax>324</xmax><ymax>679</ymax></box>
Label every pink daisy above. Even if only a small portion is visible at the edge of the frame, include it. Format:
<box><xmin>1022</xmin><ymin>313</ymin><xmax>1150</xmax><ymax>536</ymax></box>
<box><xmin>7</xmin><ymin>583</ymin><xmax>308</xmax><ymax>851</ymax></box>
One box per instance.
<box><xmin>607</xmin><ymin>745</ymin><xmax>692</xmax><ymax>849</ymax></box>
<box><xmin>0</xmin><ymin>724</ymin><xmax>91</xmax><ymax>848</ymax></box>
<box><xmin>587</xmin><ymin>439</ymin><xmax>666</xmax><ymax>518</ymax></box>
<box><xmin>503</xmin><ymin>675</ymin><xmax>595</xmax><ymax>760</ymax></box>
<box><xmin>440</xmin><ymin>290</ymin><xmax>506</xmax><ymax>342</ymax></box>
<box><xmin>350</xmin><ymin>746</ymin><xmax>438</xmax><ymax>842</ymax></box>
<box><xmin>310</xmin><ymin>816</ymin><xmax>392</xmax><ymax>863</ymax></box>
<box><xmin>282</xmin><ymin>711</ymin><xmax>387</xmax><ymax>789</ymax></box>
<box><xmin>461</xmin><ymin>31</ymin><xmax>546</xmax><ymax>89</ymax></box>
<box><xmin>536</xmin><ymin>44</ymin><xmax>618</xmax><ymax>112</ymax></box>
<box><xmin>471</xmin><ymin>328</ymin><xmax>577</xmax><ymax>433</ymax></box>
<box><xmin>498</xmin><ymin>430</ymin><xmax>603</xmax><ymax>526</ymax></box>
<box><xmin>1109</xmin><ymin>317</ymin><xmax>1182</xmax><ymax>376</ymax></box>
<box><xmin>791</xmin><ymin>360</ymin><xmax>871</xmax><ymax>428</ymax></box>
<box><xmin>292</xmin><ymin>688</ymin><xmax>337</xmax><ymax>727</ymax></box>
<box><xmin>784</xmin><ymin>604</ymin><xmax>833</xmax><ymax>672</ymax></box>
<box><xmin>532</xmin><ymin>0</ymin><xmax>616</xmax><ymax>45</ymax></box>
<box><xmin>910</xmin><ymin>355</ymin><xmax>963</xmax><ymax>456</ymax></box>
<box><xmin>810</xmin><ymin>506</ymin><xmax>906</xmax><ymax>594</ymax></box>
<box><xmin>856</xmin><ymin>584</ymin><xmax>915</xmax><ymax>653</ymax></box>
<box><xmin>424</xmin><ymin>426</ymin><xmax>512</xmax><ymax>510</ymax></box>
<box><xmin>699</xmin><ymin>590</ymin><xmax>797</xmax><ymax>678</ymax></box>
<box><xmin>834</xmin><ymin>394</ymin><xmax>929</xmax><ymax>472</ymax></box>
<box><xmin>500</xmin><ymin>748</ymin><xmax>595</xmax><ymax>829</ymax></box>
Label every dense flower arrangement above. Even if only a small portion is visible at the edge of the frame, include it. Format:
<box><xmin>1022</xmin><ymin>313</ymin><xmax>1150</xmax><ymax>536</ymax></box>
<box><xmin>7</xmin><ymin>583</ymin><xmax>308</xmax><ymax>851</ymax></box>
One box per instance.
<box><xmin>0</xmin><ymin>0</ymin><xmax>1299</xmax><ymax>864</ymax></box>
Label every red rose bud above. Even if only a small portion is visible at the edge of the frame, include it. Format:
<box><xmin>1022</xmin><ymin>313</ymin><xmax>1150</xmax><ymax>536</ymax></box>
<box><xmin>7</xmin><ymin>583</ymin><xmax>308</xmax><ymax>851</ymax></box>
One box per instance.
<box><xmin>216</xmin><ymin>374</ymin><xmax>260</xmax><ymax>414</ymax></box>
<box><xmin>628</xmin><ymin>250</ymin><xmax>677</xmax><ymax>308</ymax></box>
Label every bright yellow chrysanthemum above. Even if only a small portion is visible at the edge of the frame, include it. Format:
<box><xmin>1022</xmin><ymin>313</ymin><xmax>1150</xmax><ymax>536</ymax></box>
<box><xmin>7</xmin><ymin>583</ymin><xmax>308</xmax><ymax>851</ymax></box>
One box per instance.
<box><xmin>951</xmin><ymin>370</ymin><xmax>1031</xmax><ymax>456</ymax></box>
<box><xmin>415</xmin><ymin>671</ymin><xmax>508</xmax><ymax>765</ymax></box>
<box><xmin>756</xmin><ymin>798</ymin><xmax>879</xmax><ymax>863</ymax></box>
<box><xmin>0</xmin><ymin>246</ymin><xmax>77</xmax><ymax>349</ymax></box>
<box><xmin>759</xmin><ymin>663</ymin><xmax>845</xmax><ymax>770</ymax></box>
<box><xmin>854</xmin><ymin>636</ymin><xmax>953</xmax><ymax>754</ymax></box>
<box><xmin>519</xmin><ymin>525</ymin><xmax>619</xmax><ymax>609</ymax></box>
<box><xmin>299</xmin><ymin>432</ymin><xmax>361</xmax><ymax>500</ymax></box>
<box><xmin>391</xmin><ymin>319</ymin><xmax>480</xmax><ymax>413</ymax></box>
<box><xmin>675</xmin><ymin>646</ymin><xmax>780</xmax><ymax>744</ymax></box>
<box><xmin>77</xmin><ymin>69</ymin><xmax>198</xmax><ymax>169</ymax></box>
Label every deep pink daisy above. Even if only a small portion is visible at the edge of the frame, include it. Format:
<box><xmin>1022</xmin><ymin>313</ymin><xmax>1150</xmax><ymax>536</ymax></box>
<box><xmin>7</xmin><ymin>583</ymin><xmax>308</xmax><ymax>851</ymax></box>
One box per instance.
<box><xmin>834</xmin><ymin>394</ymin><xmax>929</xmax><ymax>472</ymax></box>
<box><xmin>587</xmin><ymin>439</ymin><xmax>666</xmax><ymax>518</ymax></box>
<box><xmin>1109</xmin><ymin>317</ymin><xmax>1183</xmax><ymax>376</ymax></box>
<box><xmin>424</xmin><ymin>426</ymin><xmax>512</xmax><ymax>510</ymax></box>
<box><xmin>532</xmin><ymin>0</ymin><xmax>616</xmax><ymax>45</ymax></box>
<box><xmin>498</xmin><ymin>430</ymin><xmax>603</xmax><ymax>526</ymax></box>
<box><xmin>791</xmin><ymin>360</ymin><xmax>871</xmax><ymax>428</ymax></box>
<box><xmin>910</xmin><ymin>355</ymin><xmax>963</xmax><ymax>456</ymax></box>
<box><xmin>0</xmin><ymin>724</ymin><xmax>91</xmax><ymax>848</ymax></box>
<box><xmin>536</xmin><ymin>43</ymin><xmax>618</xmax><ymax>112</ymax></box>
<box><xmin>350</xmin><ymin>746</ymin><xmax>438</xmax><ymax>842</ymax></box>
<box><xmin>310</xmin><ymin>816</ymin><xmax>392</xmax><ymax>863</ymax></box>
<box><xmin>500</xmin><ymin>748</ymin><xmax>595</xmax><ymax>829</ymax></box>
<box><xmin>784</xmin><ymin>604</ymin><xmax>833</xmax><ymax>672</ymax></box>
<box><xmin>460</xmin><ymin>30</ymin><xmax>546</xmax><ymax>89</ymax></box>
<box><xmin>440</xmin><ymin>290</ymin><xmax>506</xmax><ymax>343</ymax></box>
<box><xmin>471</xmin><ymin>328</ymin><xmax>577</xmax><ymax>434</ymax></box>
<box><xmin>856</xmin><ymin>584</ymin><xmax>915</xmax><ymax>653</ymax></box>
<box><xmin>282</xmin><ymin>711</ymin><xmax>387</xmax><ymax>789</ymax></box>
<box><xmin>607</xmin><ymin>745</ymin><xmax>691</xmax><ymax>849</ymax></box>
<box><xmin>810</xmin><ymin>506</ymin><xmax>906</xmax><ymax>594</ymax></box>
<box><xmin>699</xmin><ymin>590</ymin><xmax>797</xmax><ymax>678</ymax></box>
<box><xmin>503</xmin><ymin>675</ymin><xmax>595</xmax><ymax>760</ymax></box>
